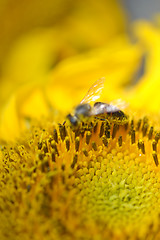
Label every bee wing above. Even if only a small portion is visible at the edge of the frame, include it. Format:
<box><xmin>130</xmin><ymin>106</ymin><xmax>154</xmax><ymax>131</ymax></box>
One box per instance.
<box><xmin>80</xmin><ymin>77</ymin><xmax>105</xmax><ymax>104</ymax></box>
<box><xmin>109</xmin><ymin>99</ymin><xmax>128</xmax><ymax>110</ymax></box>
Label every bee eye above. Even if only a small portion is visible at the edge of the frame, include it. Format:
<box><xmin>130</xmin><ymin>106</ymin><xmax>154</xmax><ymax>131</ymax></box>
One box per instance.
<box><xmin>75</xmin><ymin>104</ymin><xmax>91</xmax><ymax>117</ymax></box>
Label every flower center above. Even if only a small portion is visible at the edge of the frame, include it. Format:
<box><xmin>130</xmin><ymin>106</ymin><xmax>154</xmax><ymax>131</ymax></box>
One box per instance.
<box><xmin>1</xmin><ymin>116</ymin><xmax>160</xmax><ymax>239</ymax></box>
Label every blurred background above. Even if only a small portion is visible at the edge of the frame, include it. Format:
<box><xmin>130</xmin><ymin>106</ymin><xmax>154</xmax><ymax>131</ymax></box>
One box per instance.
<box><xmin>0</xmin><ymin>0</ymin><xmax>126</xmax><ymax>105</ymax></box>
<box><xmin>0</xmin><ymin>0</ymin><xmax>160</xmax><ymax>103</ymax></box>
<box><xmin>0</xmin><ymin>0</ymin><xmax>160</xmax><ymax>141</ymax></box>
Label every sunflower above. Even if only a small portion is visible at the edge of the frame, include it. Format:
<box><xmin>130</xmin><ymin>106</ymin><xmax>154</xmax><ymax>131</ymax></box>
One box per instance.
<box><xmin>1</xmin><ymin>1</ymin><xmax>160</xmax><ymax>240</ymax></box>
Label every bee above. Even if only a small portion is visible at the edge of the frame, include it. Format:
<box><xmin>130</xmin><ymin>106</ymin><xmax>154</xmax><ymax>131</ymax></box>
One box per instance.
<box><xmin>66</xmin><ymin>78</ymin><xmax>127</xmax><ymax>126</ymax></box>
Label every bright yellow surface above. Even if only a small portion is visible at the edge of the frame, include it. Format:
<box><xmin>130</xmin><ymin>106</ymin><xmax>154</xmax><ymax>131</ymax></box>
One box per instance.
<box><xmin>1</xmin><ymin>1</ymin><xmax>160</xmax><ymax>239</ymax></box>
<box><xmin>0</xmin><ymin>0</ymin><xmax>127</xmax><ymax>141</ymax></box>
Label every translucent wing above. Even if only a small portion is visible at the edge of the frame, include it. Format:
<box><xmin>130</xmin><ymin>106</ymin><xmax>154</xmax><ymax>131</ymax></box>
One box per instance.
<box><xmin>80</xmin><ymin>77</ymin><xmax>105</xmax><ymax>104</ymax></box>
<box><xmin>109</xmin><ymin>99</ymin><xmax>128</xmax><ymax>110</ymax></box>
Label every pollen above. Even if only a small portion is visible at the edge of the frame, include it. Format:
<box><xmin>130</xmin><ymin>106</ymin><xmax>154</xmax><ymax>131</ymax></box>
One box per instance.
<box><xmin>1</xmin><ymin>116</ymin><xmax>160</xmax><ymax>240</ymax></box>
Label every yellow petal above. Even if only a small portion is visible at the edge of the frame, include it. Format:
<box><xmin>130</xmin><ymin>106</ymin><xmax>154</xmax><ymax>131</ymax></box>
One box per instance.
<box><xmin>0</xmin><ymin>95</ymin><xmax>20</xmax><ymax>141</ymax></box>
<box><xmin>46</xmin><ymin>36</ymin><xmax>142</xmax><ymax>112</ymax></box>
<box><xmin>20</xmin><ymin>88</ymin><xmax>49</xmax><ymax>118</ymax></box>
<box><xmin>0</xmin><ymin>29</ymin><xmax>59</xmax><ymax>109</ymax></box>
<box><xmin>0</xmin><ymin>33</ymin><xmax>142</xmax><ymax>142</ymax></box>
<box><xmin>0</xmin><ymin>83</ymin><xmax>49</xmax><ymax>141</ymax></box>
<box><xmin>0</xmin><ymin>0</ymin><xmax>126</xmax><ymax>109</ymax></box>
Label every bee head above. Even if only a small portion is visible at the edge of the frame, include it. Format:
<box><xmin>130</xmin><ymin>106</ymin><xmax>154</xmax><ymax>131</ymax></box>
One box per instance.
<box><xmin>66</xmin><ymin>114</ymin><xmax>79</xmax><ymax>126</ymax></box>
